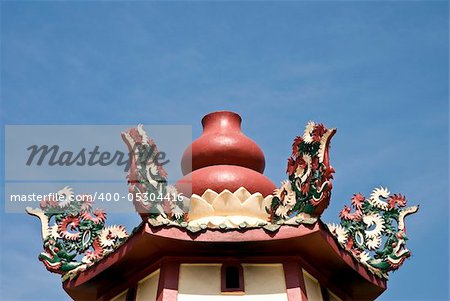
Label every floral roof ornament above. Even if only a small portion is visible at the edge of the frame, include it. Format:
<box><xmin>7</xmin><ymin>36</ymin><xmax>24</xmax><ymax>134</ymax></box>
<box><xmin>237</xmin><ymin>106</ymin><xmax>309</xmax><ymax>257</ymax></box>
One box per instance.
<box><xmin>327</xmin><ymin>187</ymin><xmax>419</xmax><ymax>278</ymax></box>
<box><xmin>186</xmin><ymin>187</ymin><xmax>273</xmax><ymax>232</ymax></box>
<box><xmin>268</xmin><ymin>121</ymin><xmax>336</xmax><ymax>226</ymax></box>
<box><xmin>121</xmin><ymin>124</ymin><xmax>189</xmax><ymax>223</ymax></box>
<box><xmin>26</xmin><ymin>187</ymin><xmax>128</xmax><ymax>281</ymax></box>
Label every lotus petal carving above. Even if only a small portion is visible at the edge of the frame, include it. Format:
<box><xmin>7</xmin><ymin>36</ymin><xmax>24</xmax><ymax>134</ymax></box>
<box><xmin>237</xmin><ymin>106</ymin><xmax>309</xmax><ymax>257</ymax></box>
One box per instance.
<box><xmin>187</xmin><ymin>187</ymin><xmax>272</xmax><ymax>229</ymax></box>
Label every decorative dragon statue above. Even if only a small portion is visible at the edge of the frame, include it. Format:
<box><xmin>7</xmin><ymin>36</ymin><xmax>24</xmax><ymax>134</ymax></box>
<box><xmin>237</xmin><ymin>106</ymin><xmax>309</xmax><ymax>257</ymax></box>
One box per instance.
<box><xmin>121</xmin><ymin>125</ymin><xmax>188</xmax><ymax>224</ymax></box>
<box><xmin>268</xmin><ymin>121</ymin><xmax>336</xmax><ymax>224</ymax></box>
<box><xmin>327</xmin><ymin>187</ymin><xmax>419</xmax><ymax>278</ymax></box>
<box><xmin>26</xmin><ymin>187</ymin><xmax>128</xmax><ymax>280</ymax></box>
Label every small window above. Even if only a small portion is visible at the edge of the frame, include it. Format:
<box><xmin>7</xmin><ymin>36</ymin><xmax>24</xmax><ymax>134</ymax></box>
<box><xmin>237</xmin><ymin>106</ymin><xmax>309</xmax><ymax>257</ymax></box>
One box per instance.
<box><xmin>225</xmin><ymin>266</ymin><xmax>240</xmax><ymax>289</ymax></box>
<box><xmin>221</xmin><ymin>263</ymin><xmax>244</xmax><ymax>293</ymax></box>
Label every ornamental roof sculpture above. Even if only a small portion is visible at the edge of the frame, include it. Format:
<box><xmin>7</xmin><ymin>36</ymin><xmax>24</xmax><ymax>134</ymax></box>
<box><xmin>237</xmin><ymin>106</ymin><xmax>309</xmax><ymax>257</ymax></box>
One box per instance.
<box><xmin>26</xmin><ymin>187</ymin><xmax>128</xmax><ymax>281</ymax></box>
<box><xmin>327</xmin><ymin>188</ymin><xmax>419</xmax><ymax>278</ymax></box>
<box><xmin>27</xmin><ymin>110</ymin><xmax>418</xmax><ymax>284</ymax></box>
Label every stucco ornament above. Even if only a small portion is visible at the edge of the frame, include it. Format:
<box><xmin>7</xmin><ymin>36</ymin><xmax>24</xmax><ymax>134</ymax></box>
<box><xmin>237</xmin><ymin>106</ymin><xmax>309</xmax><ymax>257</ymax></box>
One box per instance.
<box><xmin>268</xmin><ymin>122</ymin><xmax>336</xmax><ymax>224</ymax></box>
<box><xmin>187</xmin><ymin>187</ymin><xmax>273</xmax><ymax>232</ymax></box>
<box><xmin>122</xmin><ymin>125</ymin><xmax>189</xmax><ymax>223</ymax></box>
<box><xmin>327</xmin><ymin>187</ymin><xmax>419</xmax><ymax>278</ymax></box>
<box><xmin>26</xmin><ymin>187</ymin><xmax>128</xmax><ymax>281</ymax></box>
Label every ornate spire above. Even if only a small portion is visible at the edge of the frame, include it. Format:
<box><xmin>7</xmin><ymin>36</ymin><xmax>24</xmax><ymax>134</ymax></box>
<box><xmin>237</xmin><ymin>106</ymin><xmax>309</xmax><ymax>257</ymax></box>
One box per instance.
<box><xmin>176</xmin><ymin>111</ymin><xmax>276</xmax><ymax>197</ymax></box>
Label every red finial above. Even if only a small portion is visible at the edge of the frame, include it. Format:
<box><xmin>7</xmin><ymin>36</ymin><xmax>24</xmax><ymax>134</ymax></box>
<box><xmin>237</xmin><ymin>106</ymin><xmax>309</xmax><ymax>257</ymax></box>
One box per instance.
<box><xmin>176</xmin><ymin>111</ymin><xmax>276</xmax><ymax>197</ymax></box>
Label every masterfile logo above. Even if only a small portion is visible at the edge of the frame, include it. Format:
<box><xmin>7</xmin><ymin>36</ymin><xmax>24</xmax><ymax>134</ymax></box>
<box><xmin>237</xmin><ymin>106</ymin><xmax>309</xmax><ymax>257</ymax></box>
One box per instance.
<box><xmin>4</xmin><ymin>125</ymin><xmax>192</xmax><ymax>213</ymax></box>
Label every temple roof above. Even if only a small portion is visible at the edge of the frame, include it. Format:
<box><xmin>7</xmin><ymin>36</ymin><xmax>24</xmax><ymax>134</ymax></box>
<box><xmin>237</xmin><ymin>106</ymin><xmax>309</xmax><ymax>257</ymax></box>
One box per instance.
<box><xmin>26</xmin><ymin>110</ymin><xmax>419</xmax><ymax>300</ymax></box>
<box><xmin>63</xmin><ymin>221</ymin><xmax>386</xmax><ymax>301</ymax></box>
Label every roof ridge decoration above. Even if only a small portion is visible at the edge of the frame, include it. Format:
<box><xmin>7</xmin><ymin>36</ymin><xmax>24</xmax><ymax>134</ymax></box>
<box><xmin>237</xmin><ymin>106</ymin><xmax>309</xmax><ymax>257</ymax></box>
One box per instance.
<box><xmin>327</xmin><ymin>187</ymin><xmax>419</xmax><ymax>278</ymax></box>
<box><xmin>26</xmin><ymin>187</ymin><xmax>128</xmax><ymax>281</ymax></box>
<box><xmin>268</xmin><ymin>121</ymin><xmax>336</xmax><ymax>224</ymax></box>
<box><xmin>121</xmin><ymin>124</ymin><xmax>189</xmax><ymax>222</ymax></box>
<box><xmin>185</xmin><ymin>187</ymin><xmax>273</xmax><ymax>230</ymax></box>
<box><xmin>27</xmin><ymin>116</ymin><xmax>419</xmax><ymax>281</ymax></box>
<box><xmin>143</xmin><ymin>187</ymin><xmax>274</xmax><ymax>232</ymax></box>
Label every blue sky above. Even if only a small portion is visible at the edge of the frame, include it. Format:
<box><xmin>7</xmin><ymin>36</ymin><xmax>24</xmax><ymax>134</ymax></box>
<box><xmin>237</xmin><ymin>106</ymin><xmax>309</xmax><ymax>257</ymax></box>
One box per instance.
<box><xmin>1</xmin><ymin>1</ymin><xmax>448</xmax><ymax>300</ymax></box>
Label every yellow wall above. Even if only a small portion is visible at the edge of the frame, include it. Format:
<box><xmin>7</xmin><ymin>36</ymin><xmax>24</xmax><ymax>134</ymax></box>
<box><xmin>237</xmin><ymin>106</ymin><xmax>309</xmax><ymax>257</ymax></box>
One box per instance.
<box><xmin>178</xmin><ymin>264</ymin><xmax>222</xmax><ymax>296</ymax></box>
<box><xmin>110</xmin><ymin>263</ymin><xmax>340</xmax><ymax>301</ymax></box>
<box><xmin>135</xmin><ymin>269</ymin><xmax>160</xmax><ymax>301</ymax></box>
<box><xmin>302</xmin><ymin>270</ymin><xmax>323</xmax><ymax>301</ymax></box>
<box><xmin>178</xmin><ymin>263</ymin><xmax>288</xmax><ymax>301</ymax></box>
